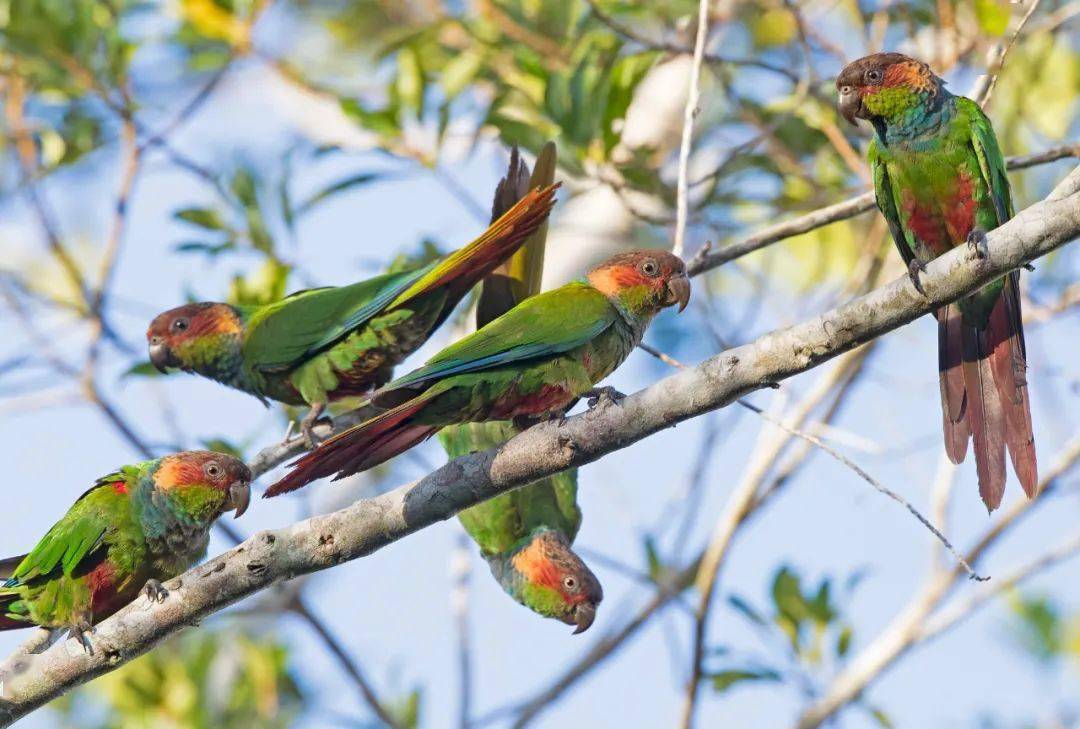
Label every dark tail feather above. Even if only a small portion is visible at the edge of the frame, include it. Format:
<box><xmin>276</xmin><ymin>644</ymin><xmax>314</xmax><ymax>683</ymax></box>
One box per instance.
<box><xmin>0</xmin><ymin>587</ymin><xmax>28</xmax><ymax>631</ymax></box>
<box><xmin>265</xmin><ymin>396</ymin><xmax>439</xmax><ymax>497</ymax></box>
<box><xmin>0</xmin><ymin>555</ymin><xmax>26</xmax><ymax>581</ymax></box>
<box><xmin>937</xmin><ymin>305</ymin><xmax>970</xmax><ymax>463</ymax></box>
<box><xmin>961</xmin><ymin>318</ymin><xmax>1009</xmax><ymax>511</ymax></box>
<box><xmin>986</xmin><ymin>275</ymin><xmax>1038</xmax><ymax>497</ymax></box>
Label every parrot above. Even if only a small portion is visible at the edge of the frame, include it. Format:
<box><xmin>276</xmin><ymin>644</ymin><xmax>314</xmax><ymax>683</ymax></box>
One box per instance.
<box><xmin>265</xmin><ymin>247</ymin><xmax>692</xmax><ymax>497</ymax></box>
<box><xmin>836</xmin><ymin>52</ymin><xmax>1037</xmax><ymax>511</ymax></box>
<box><xmin>441</xmin><ymin>144</ymin><xmax>602</xmax><ymax>633</ymax></box>
<box><xmin>0</xmin><ymin>451</ymin><xmax>251</xmax><ymax>648</ymax></box>
<box><xmin>146</xmin><ymin>184</ymin><xmax>559</xmax><ymax>447</ymax></box>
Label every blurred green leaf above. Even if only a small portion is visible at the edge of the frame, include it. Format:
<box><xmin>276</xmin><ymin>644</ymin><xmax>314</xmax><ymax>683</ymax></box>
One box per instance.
<box><xmin>974</xmin><ymin>0</ymin><xmax>1010</xmax><ymax>36</ymax></box>
<box><xmin>295</xmin><ymin>172</ymin><xmax>384</xmax><ymax>218</ymax></box>
<box><xmin>120</xmin><ymin>361</ymin><xmax>162</xmax><ymax>379</ymax></box>
<box><xmin>710</xmin><ymin>667</ymin><xmax>781</xmax><ymax>693</ymax></box>
<box><xmin>175</xmin><ymin>207</ymin><xmax>230</xmax><ymax>231</ymax></box>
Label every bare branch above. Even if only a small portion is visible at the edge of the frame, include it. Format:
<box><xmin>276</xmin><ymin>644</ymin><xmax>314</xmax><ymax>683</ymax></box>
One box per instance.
<box><xmin>687</xmin><ymin>144</ymin><xmax>1079</xmax><ymax>276</ymax></box>
<box><xmin>671</xmin><ymin>0</ymin><xmax>711</xmax><ymax>257</ymax></box>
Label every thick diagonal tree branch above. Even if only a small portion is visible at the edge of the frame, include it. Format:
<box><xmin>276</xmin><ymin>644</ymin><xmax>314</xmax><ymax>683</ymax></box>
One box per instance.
<box><xmin>0</xmin><ymin>166</ymin><xmax>1078</xmax><ymax>725</ymax></box>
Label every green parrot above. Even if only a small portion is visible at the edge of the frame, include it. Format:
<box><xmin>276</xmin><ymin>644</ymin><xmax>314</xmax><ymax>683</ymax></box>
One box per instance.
<box><xmin>0</xmin><ymin>451</ymin><xmax>251</xmax><ymax>648</ymax></box>
<box><xmin>440</xmin><ymin>145</ymin><xmax>602</xmax><ymax>633</ymax></box>
<box><xmin>836</xmin><ymin>52</ymin><xmax>1037</xmax><ymax>510</ymax></box>
<box><xmin>265</xmin><ymin>248</ymin><xmax>691</xmax><ymax>496</ymax></box>
<box><xmin>146</xmin><ymin>185</ymin><xmax>558</xmax><ymax>447</ymax></box>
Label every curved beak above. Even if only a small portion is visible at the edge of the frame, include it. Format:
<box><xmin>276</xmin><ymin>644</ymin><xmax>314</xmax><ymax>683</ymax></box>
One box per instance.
<box><xmin>571</xmin><ymin>602</ymin><xmax>597</xmax><ymax>634</ymax></box>
<box><xmin>148</xmin><ymin>341</ymin><xmax>172</xmax><ymax>374</ymax></box>
<box><xmin>665</xmin><ymin>274</ymin><xmax>691</xmax><ymax>313</ymax></box>
<box><xmin>228</xmin><ymin>480</ymin><xmax>251</xmax><ymax>519</ymax></box>
<box><xmin>837</xmin><ymin>89</ymin><xmax>861</xmax><ymax>126</ymax></box>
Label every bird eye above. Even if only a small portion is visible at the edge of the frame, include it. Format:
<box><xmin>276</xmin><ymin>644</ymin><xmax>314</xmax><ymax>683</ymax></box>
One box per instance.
<box><xmin>563</xmin><ymin>576</ymin><xmax>579</xmax><ymax>592</ymax></box>
<box><xmin>865</xmin><ymin>69</ymin><xmax>882</xmax><ymax>84</ymax></box>
<box><xmin>204</xmin><ymin>462</ymin><xmax>222</xmax><ymax>478</ymax></box>
<box><xmin>640</xmin><ymin>259</ymin><xmax>660</xmax><ymax>277</ymax></box>
<box><xmin>172</xmin><ymin>318</ymin><xmax>190</xmax><ymax>333</ymax></box>
<box><xmin>839</xmin><ymin>85</ymin><xmax>853</xmax><ymax>95</ymax></box>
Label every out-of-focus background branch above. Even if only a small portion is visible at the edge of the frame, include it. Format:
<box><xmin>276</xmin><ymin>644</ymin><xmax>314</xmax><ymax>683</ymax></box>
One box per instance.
<box><xmin>0</xmin><ymin>1</ymin><xmax>1078</xmax><ymax>727</ymax></box>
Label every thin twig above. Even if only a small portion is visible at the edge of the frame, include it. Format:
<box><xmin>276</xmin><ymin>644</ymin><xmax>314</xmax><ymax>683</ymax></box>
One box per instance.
<box><xmin>671</xmin><ymin>0</ymin><xmax>711</xmax><ymax>258</ymax></box>
<box><xmin>636</xmin><ymin>343</ymin><xmax>986</xmax><ymax>581</ymax></box>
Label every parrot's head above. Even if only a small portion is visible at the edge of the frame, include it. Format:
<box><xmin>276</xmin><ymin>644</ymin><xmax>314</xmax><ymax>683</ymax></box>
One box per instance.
<box><xmin>587</xmin><ymin>249</ymin><xmax>691</xmax><ymax>319</ymax></box>
<box><xmin>836</xmin><ymin>53</ymin><xmax>945</xmax><ymax>130</ymax></box>
<box><xmin>147</xmin><ymin>302</ymin><xmax>244</xmax><ymax>378</ymax></box>
<box><xmin>496</xmin><ymin>529</ymin><xmax>603</xmax><ymax>634</ymax></box>
<box><xmin>152</xmin><ymin>450</ymin><xmax>252</xmax><ymax>523</ymax></box>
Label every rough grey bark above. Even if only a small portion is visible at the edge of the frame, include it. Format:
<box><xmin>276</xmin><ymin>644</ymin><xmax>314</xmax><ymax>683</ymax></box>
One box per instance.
<box><xmin>0</xmin><ymin>165</ymin><xmax>1078</xmax><ymax>726</ymax></box>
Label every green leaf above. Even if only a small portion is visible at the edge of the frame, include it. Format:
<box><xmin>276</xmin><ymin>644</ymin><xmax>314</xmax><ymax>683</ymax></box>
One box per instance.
<box><xmin>710</xmin><ymin>668</ymin><xmax>781</xmax><ymax>693</ymax></box>
<box><xmin>295</xmin><ymin>172</ymin><xmax>384</xmax><ymax>218</ymax></box>
<box><xmin>867</xmin><ymin>706</ymin><xmax>894</xmax><ymax>728</ymax></box>
<box><xmin>727</xmin><ymin>594</ymin><xmax>767</xmax><ymax>626</ymax></box>
<box><xmin>441</xmin><ymin>49</ymin><xmax>484</xmax><ymax>100</ymax></box>
<box><xmin>174</xmin><ymin>207</ymin><xmax>228</xmax><ymax>231</ymax></box>
<box><xmin>397</xmin><ymin>45</ymin><xmax>425</xmax><ymax>115</ymax></box>
<box><xmin>836</xmin><ymin>625</ymin><xmax>853</xmax><ymax>657</ymax></box>
<box><xmin>120</xmin><ymin>361</ymin><xmax>162</xmax><ymax>379</ymax></box>
<box><xmin>200</xmin><ymin>438</ymin><xmax>246</xmax><ymax>460</ymax></box>
<box><xmin>974</xmin><ymin>0</ymin><xmax>1010</xmax><ymax>36</ymax></box>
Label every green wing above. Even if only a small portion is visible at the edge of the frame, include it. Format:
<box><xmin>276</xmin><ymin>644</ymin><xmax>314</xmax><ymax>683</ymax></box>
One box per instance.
<box><xmin>243</xmin><ymin>263</ymin><xmax>437</xmax><ymax>374</ymax></box>
<box><xmin>2</xmin><ymin>473</ymin><xmax>129</xmax><ymax>587</ymax></box>
<box><xmin>869</xmin><ymin>138</ymin><xmax>916</xmax><ymax>269</ymax></box>
<box><xmin>958</xmin><ymin>97</ymin><xmax>1014</xmax><ymax>226</ymax></box>
<box><xmin>382</xmin><ymin>281</ymin><xmax>616</xmax><ymax>396</ymax></box>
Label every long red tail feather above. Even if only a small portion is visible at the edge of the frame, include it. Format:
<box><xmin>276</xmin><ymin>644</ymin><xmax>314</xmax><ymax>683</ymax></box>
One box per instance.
<box><xmin>265</xmin><ymin>396</ymin><xmax>439</xmax><ymax>497</ymax></box>
<box><xmin>937</xmin><ymin>304</ymin><xmax>970</xmax><ymax>463</ymax></box>
<box><xmin>390</xmin><ymin>183</ymin><xmax>559</xmax><ymax>310</ymax></box>
<box><xmin>941</xmin><ymin>274</ymin><xmax>1036</xmax><ymax>511</ymax></box>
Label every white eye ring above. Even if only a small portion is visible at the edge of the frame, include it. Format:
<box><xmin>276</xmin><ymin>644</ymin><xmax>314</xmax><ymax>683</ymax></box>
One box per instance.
<box><xmin>640</xmin><ymin>260</ymin><xmax>659</xmax><ymax>276</ymax></box>
<box><xmin>563</xmin><ymin>576</ymin><xmax>578</xmax><ymax>590</ymax></box>
<box><xmin>866</xmin><ymin>69</ymin><xmax>882</xmax><ymax>83</ymax></box>
<box><xmin>205</xmin><ymin>462</ymin><xmax>222</xmax><ymax>478</ymax></box>
<box><xmin>840</xmin><ymin>85</ymin><xmax>853</xmax><ymax>95</ymax></box>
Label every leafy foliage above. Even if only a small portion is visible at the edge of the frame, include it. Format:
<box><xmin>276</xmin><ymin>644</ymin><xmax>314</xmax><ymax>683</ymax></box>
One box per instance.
<box><xmin>52</xmin><ymin>628</ymin><xmax>302</xmax><ymax>729</ymax></box>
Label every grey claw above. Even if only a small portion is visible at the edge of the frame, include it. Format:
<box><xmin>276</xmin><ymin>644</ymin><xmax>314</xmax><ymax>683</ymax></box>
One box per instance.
<box><xmin>907</xmin><ymin>259</ymin><xmax>928</xmax><ymax>296</ymax></box>
<box><xmin>966</xmin><ymin>229</ymin><xmax>988</xmax><ymax>260</ymax></box>
<box><xmin>585</xmin><ymin>386</ymin><xmax>626</xmax><ymax>409</ymax></box>
<box><xmin>144</xmin><ymin>579</ymin><xmax>169</xmax><ymax>604</ymax></box>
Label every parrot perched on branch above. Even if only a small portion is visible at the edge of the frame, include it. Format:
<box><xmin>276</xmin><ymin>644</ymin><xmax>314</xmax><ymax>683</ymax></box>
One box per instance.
<box><xmin>147</xmin><ymin>185</ymin><xmax>559</xmax><ymax>447</ymax></box>
<box><xmin>440</xmin><ymin>144</ymin><xmax>602</xmax><ymax>633</ymax></box>
<box><xmin>0</xmin><ymin>451</ymin><xmax>251</xmax><ymax>649</ymax></box>
<box><xmin>265</xmin><ymin>247</ymin><xmax>691</xmax><ymax>497</ymax></box>
<box><xmin>836</xmin><ymin>52</ymin><xmax>1037</xmax><ymax>511</ymax></box>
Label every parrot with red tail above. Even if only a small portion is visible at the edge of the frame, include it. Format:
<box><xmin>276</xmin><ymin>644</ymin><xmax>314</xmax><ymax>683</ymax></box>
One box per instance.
<box><xmin>0</xmin><ymin>451</ymin><xmax>251</xmax><ymax>650</ymax></box>
<box><xmin>147</xmin><ymin>184</ymin><xmax>558</xmax><ymax>447</ymax></box>
<box><xmin>441</xmin><ymin>144</ymin><xmax>602</xmax><ymax>633</ymax></box>
<box><xmin>836</xmin><ymin>52</ymin><xmax>1036</xmax><ymax>510</ymax></box>
<box><xmin>265</xmin><ymin>247</ymin><xmax>691</xmax><ymax>497</ymax></box>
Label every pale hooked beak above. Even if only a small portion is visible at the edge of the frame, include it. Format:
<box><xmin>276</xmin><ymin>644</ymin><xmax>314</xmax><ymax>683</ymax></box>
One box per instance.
<box><xmin>666</xmin><ymin>274</ymin><xmax>691</xmax><ymax>313</ymax></box>
<box><xmin>571</xmin><ymin>602</ymin><xmax>597</xmax><ymax>634</ymax></box>
<box><xmin>148</xmin><ymin>339</ymin><xmax>171</xmax><ymax>374</ymax></box>
<box><xmin>837</xmin><ymin>87</ymin><xmax>861</xmax><ymax>126</ymax></box>
<box><xmin>228</xmin><ymin>480</ymin><xmax>251</xmax><ymax>519</ymax></box>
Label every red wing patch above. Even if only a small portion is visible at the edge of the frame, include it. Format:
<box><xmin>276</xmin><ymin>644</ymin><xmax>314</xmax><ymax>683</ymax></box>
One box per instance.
<box><xmin>490</xmin><ymin>383</ymin><xmax>575</xmax><ymax>420</ymax></box>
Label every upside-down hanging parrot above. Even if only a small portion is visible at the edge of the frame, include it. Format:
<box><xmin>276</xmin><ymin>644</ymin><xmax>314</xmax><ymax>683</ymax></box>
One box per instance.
<box><xmin>440</xmin><ymin>145</ymin><xmax>602</xmax><ymax>633</ymax></box>
<box><xmin>836</xmin><ymin>52</ymin><xmax>1037</xmax><ymax>511</ymax></box>
<box><xmin>146</xmin><ymin>185</ymin><xmax>558</xmax><ymax>447</ymax></box>
<box><xmin>265</xmin><ymin>248</ymin><xmax>691</xmax><ymax>496</ymax></box>
<box><xmin>0</xmin><ymin>451</ymin><xmax>251</xmax><ymax>648</ymax></box>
